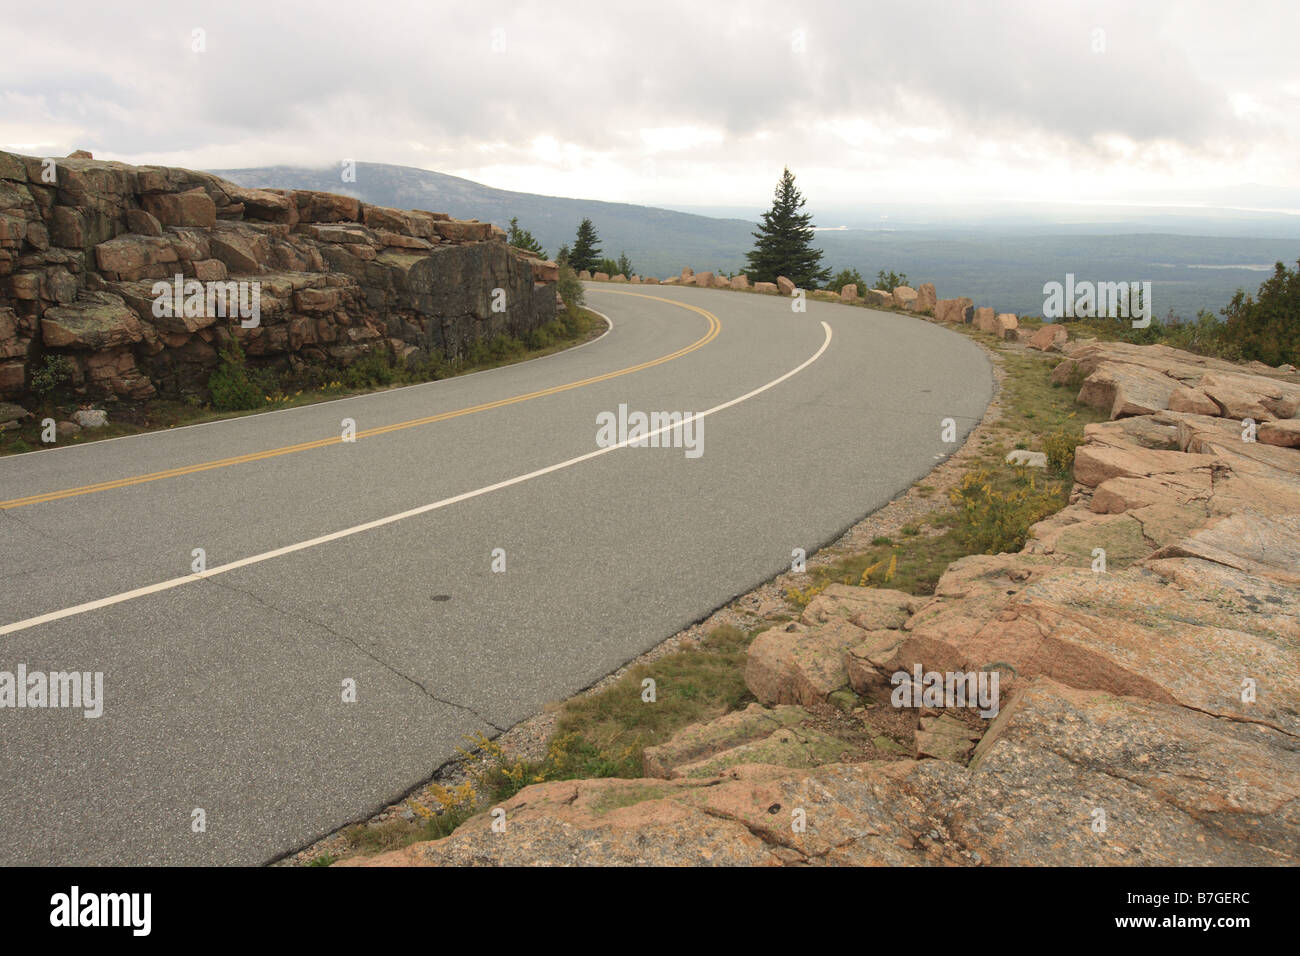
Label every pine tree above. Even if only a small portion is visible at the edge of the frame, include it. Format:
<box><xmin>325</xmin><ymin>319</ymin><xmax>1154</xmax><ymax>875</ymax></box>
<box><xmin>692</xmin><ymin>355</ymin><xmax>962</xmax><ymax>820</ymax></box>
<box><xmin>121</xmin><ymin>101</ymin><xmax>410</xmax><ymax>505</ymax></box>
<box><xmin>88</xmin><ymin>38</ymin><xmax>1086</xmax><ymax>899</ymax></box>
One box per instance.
<box><xmin>744</xmin><ymin>168</ymin><xmax>829</xmax><ymax>287</ymax></box>
<box><xmin>506</xmin><ymin>217</ymin><xmax>547</xmax><ymax>258</ymax></box>
<box><xmin>570</xmin><ymin>218</ymin><xmax>602</xmax><ymax>273</ymax></box>
<box><xmin>827</xmin><ymin>267</ymin><xmax>867</xmax><ymax>293</ymax></box>
<box><xmin>556</xmin><ymin>243</ymin><xmax>571</xmax><ymax>266</ymax></box>
<box><xmin>616</xmin><ymin>251</ymin><xmax>634</xmax><ymax>278</ymax></box>
<box><xmin>1221</xmin><ymin>258</ymin><xmax>1300</xmax><ymax>366</ymax></box>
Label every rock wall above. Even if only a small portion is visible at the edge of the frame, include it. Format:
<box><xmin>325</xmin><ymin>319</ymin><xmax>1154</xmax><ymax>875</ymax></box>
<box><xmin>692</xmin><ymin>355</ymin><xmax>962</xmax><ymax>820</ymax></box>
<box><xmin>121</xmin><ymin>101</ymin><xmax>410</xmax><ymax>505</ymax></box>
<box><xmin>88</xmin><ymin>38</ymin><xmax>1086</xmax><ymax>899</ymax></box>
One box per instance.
<box><xmin>0</xmin><ymin>150</ymin><xmax>558</xmax><ymax>401</ymax></box>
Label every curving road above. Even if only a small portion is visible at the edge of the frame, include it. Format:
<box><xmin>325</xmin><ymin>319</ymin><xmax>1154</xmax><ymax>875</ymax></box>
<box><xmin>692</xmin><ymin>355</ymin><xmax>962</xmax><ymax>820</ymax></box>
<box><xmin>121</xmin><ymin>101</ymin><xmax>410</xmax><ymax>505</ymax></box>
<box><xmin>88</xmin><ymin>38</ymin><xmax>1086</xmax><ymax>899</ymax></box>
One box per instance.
<box><xmin>0</xmin><ymin>284</ymin><xmax>991</xmax><ymax>865</ymax></box>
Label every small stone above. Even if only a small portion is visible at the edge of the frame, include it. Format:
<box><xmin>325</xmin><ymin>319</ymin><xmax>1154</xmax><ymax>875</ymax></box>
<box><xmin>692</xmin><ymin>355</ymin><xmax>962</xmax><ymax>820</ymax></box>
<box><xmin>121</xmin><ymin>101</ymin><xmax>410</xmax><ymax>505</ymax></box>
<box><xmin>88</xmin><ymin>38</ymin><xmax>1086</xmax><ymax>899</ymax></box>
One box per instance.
<box><xmin>0</xmin><ymin>401</ymin><xmax>32</xmax><ymax>424</ymax></box>
<box><xmin>72</xmin><ymin>408</ymin><xmax>108</xmax><ymax>428</ymax></box>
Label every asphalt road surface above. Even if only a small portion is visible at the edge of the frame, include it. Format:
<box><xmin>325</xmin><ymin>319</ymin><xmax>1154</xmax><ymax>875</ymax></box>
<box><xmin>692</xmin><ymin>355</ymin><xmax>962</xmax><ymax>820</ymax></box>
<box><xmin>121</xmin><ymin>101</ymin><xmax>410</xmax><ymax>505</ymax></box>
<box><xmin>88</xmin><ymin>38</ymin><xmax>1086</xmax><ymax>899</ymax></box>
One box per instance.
<box><xmin>0</xmin><ymin>284</ymin><xmax>992</xmax><ymax>865</ymax></box>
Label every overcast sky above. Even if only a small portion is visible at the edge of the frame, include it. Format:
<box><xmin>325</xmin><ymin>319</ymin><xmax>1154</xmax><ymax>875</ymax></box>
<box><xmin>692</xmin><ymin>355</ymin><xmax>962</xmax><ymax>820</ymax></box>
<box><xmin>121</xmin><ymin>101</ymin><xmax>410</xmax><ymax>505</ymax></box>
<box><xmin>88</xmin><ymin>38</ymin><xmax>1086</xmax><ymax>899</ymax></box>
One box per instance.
<box><xmin>2</xmin><ymin>0</ymin><xmax>1297</xmax><ymax>210</ymax></box>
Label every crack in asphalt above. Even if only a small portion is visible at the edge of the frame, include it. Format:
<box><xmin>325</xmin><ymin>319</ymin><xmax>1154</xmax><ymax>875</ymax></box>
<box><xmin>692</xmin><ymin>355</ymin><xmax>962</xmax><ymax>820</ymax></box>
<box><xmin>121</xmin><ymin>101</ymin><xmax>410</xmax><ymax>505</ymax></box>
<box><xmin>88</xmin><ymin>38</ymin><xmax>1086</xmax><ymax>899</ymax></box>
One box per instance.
<box><xmin>199</xmin><ymin>575</ymin><xmax>507</xmax><ymax>733</ymax></box>
<box><xmin>0</xmin><ymin>505</ymin><xmax>104</xmax><ymax>563</ymax></box>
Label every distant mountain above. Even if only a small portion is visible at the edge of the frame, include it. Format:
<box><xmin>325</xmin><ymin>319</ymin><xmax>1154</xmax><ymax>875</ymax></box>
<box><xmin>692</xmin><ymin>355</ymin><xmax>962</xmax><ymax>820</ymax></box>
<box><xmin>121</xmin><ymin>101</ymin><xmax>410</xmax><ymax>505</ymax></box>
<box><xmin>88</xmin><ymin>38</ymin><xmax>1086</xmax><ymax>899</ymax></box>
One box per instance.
<box><xmin>210</xmin><ymin>161</ymin><xmax>1299</xmax><ymax>319</ymax></box>
<box><xmin>209</xmin><ymin>161</ymin><xmax>755</xmax><ymax>277</ymax></box>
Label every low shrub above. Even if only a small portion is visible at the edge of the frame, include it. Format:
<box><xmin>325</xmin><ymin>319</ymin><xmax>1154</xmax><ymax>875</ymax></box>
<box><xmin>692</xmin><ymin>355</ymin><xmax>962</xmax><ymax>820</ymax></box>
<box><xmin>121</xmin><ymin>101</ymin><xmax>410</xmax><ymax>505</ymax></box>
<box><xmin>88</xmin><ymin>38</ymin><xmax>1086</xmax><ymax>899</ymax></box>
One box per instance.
<box><xmin>1043</xmin><ymin>425</ymin><xmax>1081</xmax><ymax>476</ymax></box>
<box><xmin>949</xmin><ymin>468</ymin><xmax>1063</xmax><ymax>555</ymax></box>
<box><xmin>30</xmin><ymin>354</ymin><xmax>76</xmax><ymax>399</ymax></box>
<box><xmin>207</xmin><ymin>339</ymin><xmax>264</xmax><ymax>411</ymax></box>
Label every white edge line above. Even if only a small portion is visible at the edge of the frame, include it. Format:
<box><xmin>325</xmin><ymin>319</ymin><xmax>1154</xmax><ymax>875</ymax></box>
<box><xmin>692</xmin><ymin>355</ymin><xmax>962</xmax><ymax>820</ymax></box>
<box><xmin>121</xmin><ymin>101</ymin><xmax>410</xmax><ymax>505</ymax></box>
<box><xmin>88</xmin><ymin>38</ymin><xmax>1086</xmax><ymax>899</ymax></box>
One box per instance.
<box><xmin>1</xmin><ymin>321</ymin><xmax>831</xmax><ymax>637</ymax></box>
<box><xmin>0</xmin><ymin>307</ymin><xmax>615</xmax><ymax>464</ymax></box>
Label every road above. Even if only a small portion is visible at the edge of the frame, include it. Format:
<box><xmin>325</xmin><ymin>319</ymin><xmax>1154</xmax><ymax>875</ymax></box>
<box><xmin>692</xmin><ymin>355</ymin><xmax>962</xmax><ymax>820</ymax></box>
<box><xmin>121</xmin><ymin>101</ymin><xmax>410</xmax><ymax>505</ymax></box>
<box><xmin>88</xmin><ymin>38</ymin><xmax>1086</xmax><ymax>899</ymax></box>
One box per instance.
<box><xmin>0</xmin><ymin>284</ymin><xmax>992</xmax><ymax>864</ymax></box>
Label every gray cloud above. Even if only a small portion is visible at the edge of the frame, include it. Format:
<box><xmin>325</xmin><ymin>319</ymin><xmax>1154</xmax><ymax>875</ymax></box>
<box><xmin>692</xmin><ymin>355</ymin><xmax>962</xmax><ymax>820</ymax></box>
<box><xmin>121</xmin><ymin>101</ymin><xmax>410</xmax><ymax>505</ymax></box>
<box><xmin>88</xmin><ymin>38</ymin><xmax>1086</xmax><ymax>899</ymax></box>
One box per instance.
<box><xmin>1</xmin><ymin>0</ymin><xmax>1295</xmax><ymax>203</ymax></box>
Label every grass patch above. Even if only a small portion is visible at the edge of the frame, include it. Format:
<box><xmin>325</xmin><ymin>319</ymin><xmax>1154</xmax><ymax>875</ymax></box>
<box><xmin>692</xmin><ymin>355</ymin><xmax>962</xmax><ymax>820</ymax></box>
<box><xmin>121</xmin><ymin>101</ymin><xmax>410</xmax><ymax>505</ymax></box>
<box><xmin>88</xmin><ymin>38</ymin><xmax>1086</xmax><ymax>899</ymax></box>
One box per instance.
<box><xmin>338</xmin><ymin>807</ymin><xmax>475</xmax><ymax>858</ymax></box>
<box><xmin>589</xmin><ymin>783</ymin><xmax>677</xmax><ymax>815</ymax></box>
<box><xmin>546</xmin><ymin>623</ymin><xmax>756</xmax><ymax>777</ymax></box>
<box><xmin>312</xmin><ymin>622</ymin><xmax>758</xmax><ymax>863</ymax></box>
<box><xmin>795</xmin><ymin>533</ymin><xmax>973</xmax><ymax>601</ymax></box>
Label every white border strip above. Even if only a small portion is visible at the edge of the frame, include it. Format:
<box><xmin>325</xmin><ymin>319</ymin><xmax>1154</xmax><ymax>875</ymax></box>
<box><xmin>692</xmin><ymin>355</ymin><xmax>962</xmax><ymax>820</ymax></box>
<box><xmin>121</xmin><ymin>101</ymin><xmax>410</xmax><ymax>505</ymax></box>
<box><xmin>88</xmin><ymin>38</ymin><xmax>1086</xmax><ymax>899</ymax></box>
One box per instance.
<box><xmin>1</xmin><ymin>321</ymin><xmax>831</xmax><ymax>637</ymax></box>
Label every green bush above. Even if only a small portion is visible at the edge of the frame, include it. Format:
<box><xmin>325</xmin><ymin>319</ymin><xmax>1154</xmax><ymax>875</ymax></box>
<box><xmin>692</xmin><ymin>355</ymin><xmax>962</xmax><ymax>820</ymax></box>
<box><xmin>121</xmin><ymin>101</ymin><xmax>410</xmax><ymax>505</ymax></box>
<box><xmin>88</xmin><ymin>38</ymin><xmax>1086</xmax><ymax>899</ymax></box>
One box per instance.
<box><xmin>826</xmin><ymin>268</ymin><xmax>867</xmax><ymax>294</ymax></box>
<box><xmin>525</xmin><ymin>320</ymin><xmax>568</xmax><ymax>351</ymax></box>
<box><xmin>1220</xmin><ymin>259</ymin><xmax>1300</xmax><ymax>366</ymax></box>
<box><xmin>557</xmin><ymin>264</ymin><xmax>585</xmax><ymax>313</ymax></box>
<box><xmin>342</xmin><ymin>350</ymin><xmax>399</xmax><ymax>390</ymax></box>
<box><xmin>489</xmin><ymin>335</ymin><xmax>524</xmax><ymax>361</ymax></box>
<box><xmin>31</xmin><ymin>354</ymin><xmax>75</xmax><ymax>399</ymax></box>
<box><xmin>874</xmin><ymin>270</ymin><xmax>909</xmax><ymax>293</ymax></box>
<box><xmin>207</xmin><ymin>339</ymin><xmax>265</xmax><ymax>411</ymax></box>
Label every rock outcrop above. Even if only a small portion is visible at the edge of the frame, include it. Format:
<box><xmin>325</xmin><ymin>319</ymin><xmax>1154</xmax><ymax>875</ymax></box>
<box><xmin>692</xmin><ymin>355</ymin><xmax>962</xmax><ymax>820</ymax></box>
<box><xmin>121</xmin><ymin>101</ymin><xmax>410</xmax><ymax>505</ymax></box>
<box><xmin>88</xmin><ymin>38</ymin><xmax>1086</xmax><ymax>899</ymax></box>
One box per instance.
<box><xmin>915</xmin><ymin>283</ymin><xmax>937</xmax><ymax>313</ymax></box>
<box><xmin>1055</xmin><ymin>340</ymin><xmax>1300</xmax><ymax>422</ymax></box>
<box><xmin>349</xmin><ymin>340</ymin><xmax>1300</xmax><ymax>867</ymax></box>
<box><xmin>935</xmin><ymin>297</ymin><xmax>974</xmax><ymax>324</ymax></box>
<box><xmin>891</xmin><ymin>285</ymin><xmax>918</xmax><ymax>310</ymax></box>
<box><xmin>0</xmin><ymin>149</ymin><xmax>556</xmax><ymax>401</ymax></box>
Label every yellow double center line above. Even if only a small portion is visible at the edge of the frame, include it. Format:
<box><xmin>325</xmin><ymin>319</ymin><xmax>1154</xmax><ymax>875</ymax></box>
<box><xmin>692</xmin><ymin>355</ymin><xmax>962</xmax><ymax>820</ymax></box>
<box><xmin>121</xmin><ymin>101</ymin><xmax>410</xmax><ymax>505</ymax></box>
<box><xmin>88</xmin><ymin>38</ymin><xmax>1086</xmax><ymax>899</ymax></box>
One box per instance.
<box><xmin>1</xmin><ymin>291</ymin><xmax>720</xmax><ymax>511</ymax></box>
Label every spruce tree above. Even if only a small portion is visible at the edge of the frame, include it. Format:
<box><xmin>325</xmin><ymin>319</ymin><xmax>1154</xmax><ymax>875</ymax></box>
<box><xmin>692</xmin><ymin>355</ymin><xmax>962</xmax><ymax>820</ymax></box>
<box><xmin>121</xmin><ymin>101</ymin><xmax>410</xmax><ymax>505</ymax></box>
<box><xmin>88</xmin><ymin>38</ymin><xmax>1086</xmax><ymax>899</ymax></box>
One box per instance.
<box><xmin>1221</xmin><ymin>258</ymin><xmax>1300</xmax><ymax>366</ymax></box>
<box><xmin>506</xmin><ymin>216</ymin><xmax>547</xmax><ymax>258</ymax></box>
<box><xmin>744</xmin><ymin>168</ymin><xmax>829</xmax><ymax>287</ymax></box>
<box><xmin>570</xmin><ymin>218</ymin><xmax>602</xmax><ymax>273</ymax></box>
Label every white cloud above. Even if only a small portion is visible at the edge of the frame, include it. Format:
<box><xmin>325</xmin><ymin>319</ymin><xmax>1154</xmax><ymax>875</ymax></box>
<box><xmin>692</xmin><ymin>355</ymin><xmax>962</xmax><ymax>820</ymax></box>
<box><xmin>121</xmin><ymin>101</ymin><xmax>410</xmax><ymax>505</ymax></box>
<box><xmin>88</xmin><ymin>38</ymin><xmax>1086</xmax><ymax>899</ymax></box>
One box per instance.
<box><xmin>0</xmin><ymin>0</ymin><xmax>1295</xmax><ymax>207</ymax></box>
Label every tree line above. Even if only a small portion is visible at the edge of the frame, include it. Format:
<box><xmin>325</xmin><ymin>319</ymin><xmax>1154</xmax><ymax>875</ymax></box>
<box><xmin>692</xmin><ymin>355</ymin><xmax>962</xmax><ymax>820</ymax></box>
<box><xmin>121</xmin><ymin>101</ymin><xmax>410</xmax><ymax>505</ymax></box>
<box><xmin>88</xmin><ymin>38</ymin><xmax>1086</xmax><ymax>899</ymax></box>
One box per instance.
<box><xmin>507</xmin><ymin>171</ymin><xmax>1299</xmax><ymax>365</ymax></box>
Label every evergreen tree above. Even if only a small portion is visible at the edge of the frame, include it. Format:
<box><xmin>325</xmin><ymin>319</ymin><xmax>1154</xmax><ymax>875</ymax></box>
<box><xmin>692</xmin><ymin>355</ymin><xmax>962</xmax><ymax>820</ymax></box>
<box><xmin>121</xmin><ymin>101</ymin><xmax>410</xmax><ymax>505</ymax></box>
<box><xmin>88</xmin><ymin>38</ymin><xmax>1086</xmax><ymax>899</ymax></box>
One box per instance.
<box><xmin>744</xmin><ymin>168</ymin><xmax>829</xmax><ymax>287</ymax></box>
<box><xmin>874</xmin><ymin>269</ymin><xmax>908</xmax><ymax>293</ymax></box>
<box><xmin>570</xmin><ymin>218</ymin><xmax>602</xmax><ymax>273</ymax></box>
<box><xmin>506</xmin><ymin>217</ymin><xmax>547</xmax><ymax>258</ymax></box>
<box><xmin>616</xmin><ymin>251</ymin><xmax>634</xmax><ymax>278</ymax></box>
<box><xmin>827</xmin><ymin>267</ymin><xmax>867</xmax><ymax>293</ymax></box>
<box><xmin>1221</xmin><ymin>258</ymin><xmax>1300</xmax><ymax>366</ymax></box>
<box><xmin>556</xmin><ymin>243</ymin><xmax>571</xmax><ymax>266</ymax></box>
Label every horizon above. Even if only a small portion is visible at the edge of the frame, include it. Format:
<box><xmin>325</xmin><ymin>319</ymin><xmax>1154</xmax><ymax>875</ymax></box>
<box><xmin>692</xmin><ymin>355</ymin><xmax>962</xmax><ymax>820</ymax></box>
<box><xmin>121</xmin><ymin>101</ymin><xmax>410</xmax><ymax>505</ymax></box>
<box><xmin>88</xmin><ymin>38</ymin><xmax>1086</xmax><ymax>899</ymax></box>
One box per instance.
<box><xmin>197</xmin><ymin>155</ymin><xmax>1300</xmax><ymax>239</ymax></box>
